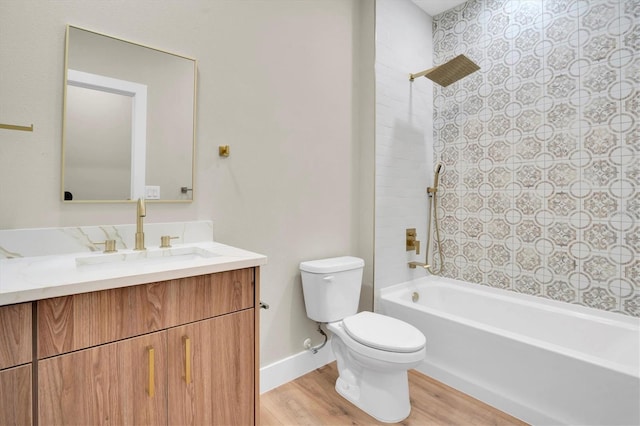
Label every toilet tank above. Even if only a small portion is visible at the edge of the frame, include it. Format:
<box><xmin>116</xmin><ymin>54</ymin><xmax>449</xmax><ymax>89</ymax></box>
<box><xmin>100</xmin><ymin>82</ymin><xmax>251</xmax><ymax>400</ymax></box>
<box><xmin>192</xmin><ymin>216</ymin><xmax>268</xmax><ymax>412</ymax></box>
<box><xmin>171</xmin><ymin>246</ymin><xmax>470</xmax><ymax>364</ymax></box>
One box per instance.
<box><xmin>300</xmin><ymin>256</ymin><xmax>365</xmax><ymax>323</ymax></box>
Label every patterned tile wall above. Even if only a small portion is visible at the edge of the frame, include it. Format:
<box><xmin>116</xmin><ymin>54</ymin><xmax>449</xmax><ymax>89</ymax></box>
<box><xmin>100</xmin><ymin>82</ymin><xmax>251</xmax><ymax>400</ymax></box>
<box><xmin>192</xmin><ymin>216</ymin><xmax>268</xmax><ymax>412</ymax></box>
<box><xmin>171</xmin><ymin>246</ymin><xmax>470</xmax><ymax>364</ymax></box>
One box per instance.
<box><xmin>432</xmin><ymin>0</ymin><xmax>639</xmax><ymax>316</ymax></box>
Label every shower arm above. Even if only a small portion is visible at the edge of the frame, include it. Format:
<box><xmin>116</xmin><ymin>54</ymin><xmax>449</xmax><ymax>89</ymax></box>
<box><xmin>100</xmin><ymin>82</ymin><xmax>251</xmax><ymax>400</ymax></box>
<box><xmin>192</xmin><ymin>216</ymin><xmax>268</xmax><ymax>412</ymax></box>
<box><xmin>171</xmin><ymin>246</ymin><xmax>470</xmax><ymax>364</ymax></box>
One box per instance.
<box><xmin>409</xmin><ymin>68</ymin><xmax>431</xmax><ymax>81</ymax></box>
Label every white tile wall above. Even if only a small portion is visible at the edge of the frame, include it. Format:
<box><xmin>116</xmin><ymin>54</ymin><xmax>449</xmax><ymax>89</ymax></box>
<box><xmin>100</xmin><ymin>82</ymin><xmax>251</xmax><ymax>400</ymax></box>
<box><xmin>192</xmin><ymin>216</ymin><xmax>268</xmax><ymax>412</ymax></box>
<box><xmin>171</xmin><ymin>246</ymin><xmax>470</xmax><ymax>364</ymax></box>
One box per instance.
<box><xmin>375</xmin><ymin>0</ymin><xmax>434</xmax><ymax>295</ymax></box>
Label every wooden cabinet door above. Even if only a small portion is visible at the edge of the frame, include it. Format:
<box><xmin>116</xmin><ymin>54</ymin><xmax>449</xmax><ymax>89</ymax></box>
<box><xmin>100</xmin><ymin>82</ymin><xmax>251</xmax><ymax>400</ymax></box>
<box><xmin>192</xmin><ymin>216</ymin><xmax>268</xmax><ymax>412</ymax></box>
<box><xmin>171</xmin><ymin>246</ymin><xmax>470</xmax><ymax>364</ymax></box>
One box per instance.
<box><xmin>0</xmin><ymin>364</ymin><xmax>32</xmax><ymax>426</ymax></box>
<box><xmin>38</xmin><ymin>331</ymin><xmax>167</xmax><ymax>425</ymax></box>
<box><xmin>0</xmin><ymin>303</ymin><xmax>32</xmax><ymax>369</ymax></box>
<box><xmin>168</xmin><ymin>309</ymin><xmax>254</xmax><ymax>425</ymax></box>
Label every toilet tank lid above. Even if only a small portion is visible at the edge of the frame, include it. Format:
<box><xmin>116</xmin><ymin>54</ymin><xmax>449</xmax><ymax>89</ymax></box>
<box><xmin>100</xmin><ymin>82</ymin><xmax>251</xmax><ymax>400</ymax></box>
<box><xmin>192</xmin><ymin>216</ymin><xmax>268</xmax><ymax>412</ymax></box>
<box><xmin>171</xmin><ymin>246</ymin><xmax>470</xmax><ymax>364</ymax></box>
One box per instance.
<box><xmin>300</xmin><ymin>256</ymin><xmax>365</xmax><ymax>273</ymax></box>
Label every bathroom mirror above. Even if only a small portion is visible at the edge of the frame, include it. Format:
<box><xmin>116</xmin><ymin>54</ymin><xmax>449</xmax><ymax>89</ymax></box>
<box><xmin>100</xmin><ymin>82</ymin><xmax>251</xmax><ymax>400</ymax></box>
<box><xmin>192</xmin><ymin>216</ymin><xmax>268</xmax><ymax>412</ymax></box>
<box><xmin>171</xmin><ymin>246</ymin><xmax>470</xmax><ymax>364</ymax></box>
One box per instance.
<box><xmin>62</xmin><ymin>25</ymin><xmax>197</xmax><ymax>202</ymax></box>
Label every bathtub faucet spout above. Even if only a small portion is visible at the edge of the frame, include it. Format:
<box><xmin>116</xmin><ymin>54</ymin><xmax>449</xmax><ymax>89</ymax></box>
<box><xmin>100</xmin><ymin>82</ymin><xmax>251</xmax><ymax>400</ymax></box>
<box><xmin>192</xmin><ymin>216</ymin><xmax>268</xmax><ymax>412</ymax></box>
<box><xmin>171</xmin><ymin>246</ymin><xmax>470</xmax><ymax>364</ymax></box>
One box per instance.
<box><xmin>408</xmin><ymin>261</ymin><xmax>430</xmax><ymax>269</ymax></box>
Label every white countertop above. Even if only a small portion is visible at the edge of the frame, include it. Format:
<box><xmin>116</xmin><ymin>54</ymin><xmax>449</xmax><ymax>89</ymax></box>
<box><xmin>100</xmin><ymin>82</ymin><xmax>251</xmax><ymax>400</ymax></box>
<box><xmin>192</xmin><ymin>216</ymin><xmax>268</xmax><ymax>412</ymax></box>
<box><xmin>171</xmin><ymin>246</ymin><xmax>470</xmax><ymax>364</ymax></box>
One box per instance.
<box><xmin>0</xmin><ymin>241</ymin><xmax>267</xmax><ymax>306</ymax></box>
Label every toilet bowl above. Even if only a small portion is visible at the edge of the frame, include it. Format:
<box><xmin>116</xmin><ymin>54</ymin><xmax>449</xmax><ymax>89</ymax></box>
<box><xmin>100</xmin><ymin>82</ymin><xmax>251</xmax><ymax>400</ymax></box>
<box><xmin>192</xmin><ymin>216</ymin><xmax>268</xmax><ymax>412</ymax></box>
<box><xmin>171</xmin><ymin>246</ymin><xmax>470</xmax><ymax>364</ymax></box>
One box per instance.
<box><xmin>327</xmin><ymin>312</ymin><xmax>426</xmax><ymax>422</ymax></box>
<box><xmin>300</xmin><ymin>257</ymin><xmax>426</xmax><ymax>423</ymax></box>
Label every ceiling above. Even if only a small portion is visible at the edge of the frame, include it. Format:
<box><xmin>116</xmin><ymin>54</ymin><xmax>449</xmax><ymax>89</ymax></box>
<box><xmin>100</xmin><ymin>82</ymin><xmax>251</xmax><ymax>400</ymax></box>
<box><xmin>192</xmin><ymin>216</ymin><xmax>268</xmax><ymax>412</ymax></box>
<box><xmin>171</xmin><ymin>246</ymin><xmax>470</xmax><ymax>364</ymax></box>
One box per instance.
<box><xmin>411</xmin><ymin>0</ymin><xmax>467</xmax><ymax>16</ymax></box>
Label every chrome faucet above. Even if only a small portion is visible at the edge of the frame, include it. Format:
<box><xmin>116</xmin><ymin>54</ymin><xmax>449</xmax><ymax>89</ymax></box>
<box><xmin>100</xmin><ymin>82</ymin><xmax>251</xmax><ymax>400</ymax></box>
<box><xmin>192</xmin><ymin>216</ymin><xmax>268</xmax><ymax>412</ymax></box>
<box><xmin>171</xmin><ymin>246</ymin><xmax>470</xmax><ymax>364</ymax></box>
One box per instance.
<box><xmin>134</xmin><ymin>198</ymin><xmax>146</xmax><ymax>250</ymax></box>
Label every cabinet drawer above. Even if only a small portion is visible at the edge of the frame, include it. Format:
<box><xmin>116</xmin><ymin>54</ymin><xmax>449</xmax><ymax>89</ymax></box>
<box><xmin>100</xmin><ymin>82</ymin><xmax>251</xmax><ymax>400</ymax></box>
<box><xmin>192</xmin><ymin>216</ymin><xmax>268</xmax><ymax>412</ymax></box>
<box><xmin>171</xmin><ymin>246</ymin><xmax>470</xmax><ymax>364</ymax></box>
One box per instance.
<box><xmin>166</xmin><ymin>267</ymin><xmax>254</xmax><ymax>326</ymax></box>
<box><xmin>0</xmin><ymin>303</ymin><xmax>32</xmax><ymax>369</ymax></box>
<box><xmin>38</xmin><ymin>268</ymin><xmax>254</xmax><ymax>358</ymax></box>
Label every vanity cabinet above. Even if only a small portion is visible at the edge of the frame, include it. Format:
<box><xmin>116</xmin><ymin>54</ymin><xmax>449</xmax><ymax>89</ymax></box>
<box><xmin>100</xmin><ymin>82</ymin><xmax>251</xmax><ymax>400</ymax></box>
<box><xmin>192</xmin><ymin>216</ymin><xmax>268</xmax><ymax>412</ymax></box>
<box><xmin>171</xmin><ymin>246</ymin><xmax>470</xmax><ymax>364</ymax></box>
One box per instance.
<box><xmin>0</xmin><ymin>302</ymin><xmax>33</xmax><ymax>426</ymax></box>
<box><xmin>35</xmin><ymin>267</ymin><xmax>258</xmax><ymax>425</ymax></box>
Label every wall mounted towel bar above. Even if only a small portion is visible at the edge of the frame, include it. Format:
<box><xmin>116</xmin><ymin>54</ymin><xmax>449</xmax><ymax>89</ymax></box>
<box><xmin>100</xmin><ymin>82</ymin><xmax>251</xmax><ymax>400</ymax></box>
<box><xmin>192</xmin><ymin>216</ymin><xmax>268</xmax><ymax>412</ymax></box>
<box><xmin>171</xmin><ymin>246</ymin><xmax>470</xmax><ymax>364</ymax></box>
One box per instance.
<box><xmin>0</xmin><ymin>123</ymin><xmax>34</xmax><ymax>132</ymax></box>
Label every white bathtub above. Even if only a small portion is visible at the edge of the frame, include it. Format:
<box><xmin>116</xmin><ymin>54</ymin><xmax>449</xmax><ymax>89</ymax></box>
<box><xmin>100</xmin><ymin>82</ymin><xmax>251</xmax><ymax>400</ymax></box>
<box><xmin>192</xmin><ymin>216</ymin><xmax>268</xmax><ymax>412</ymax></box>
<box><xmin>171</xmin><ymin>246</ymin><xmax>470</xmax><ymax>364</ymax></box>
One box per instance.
<box><xmin>379</xmin><ymin>276</ymin><xmax>640</xmax><ymax>426</ymax></box>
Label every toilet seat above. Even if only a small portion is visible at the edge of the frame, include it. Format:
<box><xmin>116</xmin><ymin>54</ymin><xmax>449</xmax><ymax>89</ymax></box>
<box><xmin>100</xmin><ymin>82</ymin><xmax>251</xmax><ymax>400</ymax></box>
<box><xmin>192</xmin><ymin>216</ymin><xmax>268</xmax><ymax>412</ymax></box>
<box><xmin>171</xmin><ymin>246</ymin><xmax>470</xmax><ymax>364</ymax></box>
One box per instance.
<box><xmin>327</xmin><ymin>314</ymin><xmax>426</xmax><ymax>365</ymax></box>
<box><xmin>343</xmin><ymin>311</ymin><xmax>425</xmax><ymax>353</ymax></box>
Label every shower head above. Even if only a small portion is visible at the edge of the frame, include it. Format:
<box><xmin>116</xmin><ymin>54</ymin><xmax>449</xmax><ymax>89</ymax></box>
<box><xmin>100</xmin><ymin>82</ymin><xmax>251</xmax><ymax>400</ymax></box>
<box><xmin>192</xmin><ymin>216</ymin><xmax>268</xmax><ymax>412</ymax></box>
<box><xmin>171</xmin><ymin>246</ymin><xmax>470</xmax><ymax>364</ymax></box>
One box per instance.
<box><xmin>433</xmin><ymin>163</ymin><xmax>443</xmax><ymax>189</ymax></box>
<box><xmin>427</xmin><ymin>163</ymin><xmax>444</xmax><ymax>195</ymax></box>
<box><xmin>409</xmin><ymin>54</ymin><xmax>480</xmax><ymax>87</ymax></box>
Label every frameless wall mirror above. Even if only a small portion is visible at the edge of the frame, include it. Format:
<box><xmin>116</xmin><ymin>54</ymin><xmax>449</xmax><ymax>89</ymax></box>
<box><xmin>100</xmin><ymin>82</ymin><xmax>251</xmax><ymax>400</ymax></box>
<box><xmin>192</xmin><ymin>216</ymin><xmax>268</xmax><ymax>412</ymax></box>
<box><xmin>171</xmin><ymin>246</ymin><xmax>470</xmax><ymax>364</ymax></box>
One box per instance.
<box><xmin>62</xmin><ymin>25</ymin><xmax>197</xmax><ymax>202</ymax></box>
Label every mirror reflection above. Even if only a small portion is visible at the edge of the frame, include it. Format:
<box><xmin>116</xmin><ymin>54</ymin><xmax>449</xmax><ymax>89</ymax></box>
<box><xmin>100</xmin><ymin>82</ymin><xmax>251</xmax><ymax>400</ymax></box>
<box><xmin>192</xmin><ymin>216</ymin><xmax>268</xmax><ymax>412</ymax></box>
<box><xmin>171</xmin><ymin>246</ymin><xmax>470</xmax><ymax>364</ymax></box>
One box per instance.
<box><xmin>62</xmin><ymin>25</ymin><xmax>197</xmax><ymax>202</ymax></box>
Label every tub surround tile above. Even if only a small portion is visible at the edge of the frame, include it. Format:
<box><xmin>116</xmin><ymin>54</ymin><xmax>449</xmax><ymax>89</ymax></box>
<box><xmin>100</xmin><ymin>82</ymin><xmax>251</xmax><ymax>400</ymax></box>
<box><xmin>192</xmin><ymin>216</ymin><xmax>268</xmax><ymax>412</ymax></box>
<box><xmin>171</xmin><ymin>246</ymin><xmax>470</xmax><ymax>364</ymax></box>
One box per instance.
<box><xmin>374</xmin><ymin>0</ymin><xmax>434</xmax><ymax>292</ymax></box>
<box><xmin>375</xmin><ymin>0</ymin><xmax>637</xmax><ymax>316</ymax></box>
<box><xmin>431</xmin><ymin>0</ymin><xmax>638</xmax><ymax>316</ymax></box>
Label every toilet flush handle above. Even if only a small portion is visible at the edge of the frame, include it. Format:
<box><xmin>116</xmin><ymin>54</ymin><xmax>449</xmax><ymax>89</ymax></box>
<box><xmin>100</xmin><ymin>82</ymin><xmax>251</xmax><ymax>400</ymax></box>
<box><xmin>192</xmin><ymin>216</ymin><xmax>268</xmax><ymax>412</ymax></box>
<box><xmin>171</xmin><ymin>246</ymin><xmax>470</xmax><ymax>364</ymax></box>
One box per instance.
<box><xmin>323</xmin><ymin>276</ymin><xmax>334</xmax><ymax>282</ymax></box>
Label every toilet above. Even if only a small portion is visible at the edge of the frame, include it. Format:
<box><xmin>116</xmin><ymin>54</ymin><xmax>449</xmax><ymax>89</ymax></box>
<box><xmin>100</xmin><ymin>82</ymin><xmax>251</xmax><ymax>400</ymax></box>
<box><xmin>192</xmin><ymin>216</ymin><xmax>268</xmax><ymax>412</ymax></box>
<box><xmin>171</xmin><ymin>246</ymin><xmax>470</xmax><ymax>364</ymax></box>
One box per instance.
<box><xmin>300</xmin><ymin>256</ymin><xmax>426</xmax><ymax>423</ymax></box>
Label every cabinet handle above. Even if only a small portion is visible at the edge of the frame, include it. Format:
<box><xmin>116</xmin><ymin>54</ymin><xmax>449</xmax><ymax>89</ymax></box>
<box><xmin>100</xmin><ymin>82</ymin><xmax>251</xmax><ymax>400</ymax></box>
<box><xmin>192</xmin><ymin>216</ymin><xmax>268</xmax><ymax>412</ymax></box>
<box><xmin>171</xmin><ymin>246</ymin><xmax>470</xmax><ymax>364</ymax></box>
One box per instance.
<box><xmin>183</xmin><ymin>336</ymin><xmax>191</xmax><ymax>384</ymax></box>
<box><xmin>147</xmin><ymin>346</ymin><xmax>155</xmax><ymax>397</ymax></box>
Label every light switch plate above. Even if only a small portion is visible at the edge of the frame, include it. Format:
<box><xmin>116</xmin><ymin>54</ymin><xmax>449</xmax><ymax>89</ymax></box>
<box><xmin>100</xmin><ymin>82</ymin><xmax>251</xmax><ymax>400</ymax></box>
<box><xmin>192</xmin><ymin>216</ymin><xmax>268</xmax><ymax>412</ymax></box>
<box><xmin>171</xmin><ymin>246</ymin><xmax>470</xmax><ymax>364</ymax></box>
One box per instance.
<box><xmin>145</xmin><ymin>185</ymin><xmax>160</xmax><ymax>200</ymax></box>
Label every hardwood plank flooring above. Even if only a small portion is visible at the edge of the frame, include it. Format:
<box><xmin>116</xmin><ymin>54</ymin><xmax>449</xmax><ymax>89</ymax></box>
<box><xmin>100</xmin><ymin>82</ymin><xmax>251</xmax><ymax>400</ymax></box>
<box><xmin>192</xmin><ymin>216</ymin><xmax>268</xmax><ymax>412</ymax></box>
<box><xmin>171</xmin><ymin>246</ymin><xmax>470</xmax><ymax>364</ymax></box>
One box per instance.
<box><xmin>261</xmin><ymin>363</ymin><xmax>528</xmax><ymax>426</ymax></box>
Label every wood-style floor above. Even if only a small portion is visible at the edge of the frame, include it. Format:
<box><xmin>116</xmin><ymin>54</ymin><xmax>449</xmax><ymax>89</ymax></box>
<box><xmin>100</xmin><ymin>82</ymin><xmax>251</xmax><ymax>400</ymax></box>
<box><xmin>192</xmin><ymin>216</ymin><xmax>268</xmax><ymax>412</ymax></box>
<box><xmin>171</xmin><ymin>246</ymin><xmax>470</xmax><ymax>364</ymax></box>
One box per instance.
<box><xmin>261</xmin><ymin>363</ymin><xmax>528</xmax><ymax>426</ymax></box>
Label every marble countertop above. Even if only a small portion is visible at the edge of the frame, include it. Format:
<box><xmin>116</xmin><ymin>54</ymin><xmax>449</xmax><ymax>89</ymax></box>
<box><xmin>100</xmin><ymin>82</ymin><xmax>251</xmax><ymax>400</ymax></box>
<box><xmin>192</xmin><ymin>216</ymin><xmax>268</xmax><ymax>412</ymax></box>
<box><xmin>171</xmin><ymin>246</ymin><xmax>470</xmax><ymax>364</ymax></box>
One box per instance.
<box><xmin>0</xmin><ymin>241</ymin><xmax>267</xmax><ymax>306</ymax></box>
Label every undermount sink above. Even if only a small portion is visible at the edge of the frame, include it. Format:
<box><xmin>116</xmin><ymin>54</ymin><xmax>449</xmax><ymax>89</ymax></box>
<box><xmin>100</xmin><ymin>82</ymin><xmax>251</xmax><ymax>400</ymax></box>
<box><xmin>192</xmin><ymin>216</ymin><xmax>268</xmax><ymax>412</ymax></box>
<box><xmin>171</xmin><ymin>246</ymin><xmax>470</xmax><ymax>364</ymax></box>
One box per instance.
<box><xmin>76</xmin><ymin>245</ymin><xmax>220</xmax><ymax>267</ymax></box>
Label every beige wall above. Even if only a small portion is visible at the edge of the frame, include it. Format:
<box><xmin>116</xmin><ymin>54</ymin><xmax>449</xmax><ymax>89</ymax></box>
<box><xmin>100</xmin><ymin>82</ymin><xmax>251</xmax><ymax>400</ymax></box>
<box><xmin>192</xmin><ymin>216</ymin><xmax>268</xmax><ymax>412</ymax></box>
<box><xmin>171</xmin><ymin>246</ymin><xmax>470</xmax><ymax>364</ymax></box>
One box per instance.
<box><xmin>0</xmin><ymin>0</ymin><xmax>374</xmax><ymax>366</ymax></box>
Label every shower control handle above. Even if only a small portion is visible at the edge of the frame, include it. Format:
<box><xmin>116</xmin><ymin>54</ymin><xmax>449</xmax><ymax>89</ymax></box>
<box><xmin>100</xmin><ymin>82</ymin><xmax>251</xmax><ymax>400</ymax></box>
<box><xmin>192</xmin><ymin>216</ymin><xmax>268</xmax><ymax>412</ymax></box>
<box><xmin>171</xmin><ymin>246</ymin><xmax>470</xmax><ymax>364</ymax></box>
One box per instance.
<box><xmin>406</xmin><ymin>228</ymin><xmax>420</xmax><ymax>253</ymax></box>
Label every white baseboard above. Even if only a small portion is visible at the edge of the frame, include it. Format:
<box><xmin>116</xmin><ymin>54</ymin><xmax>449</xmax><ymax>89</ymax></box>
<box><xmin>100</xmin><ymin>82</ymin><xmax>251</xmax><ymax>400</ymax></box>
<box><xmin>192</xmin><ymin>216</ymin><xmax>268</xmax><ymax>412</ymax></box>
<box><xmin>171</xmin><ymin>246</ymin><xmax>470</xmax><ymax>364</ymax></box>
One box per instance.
<box><xmin>260</xmin><ymin>340</ymin><xmax>335</xmax><ymax>394</ymax></box>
